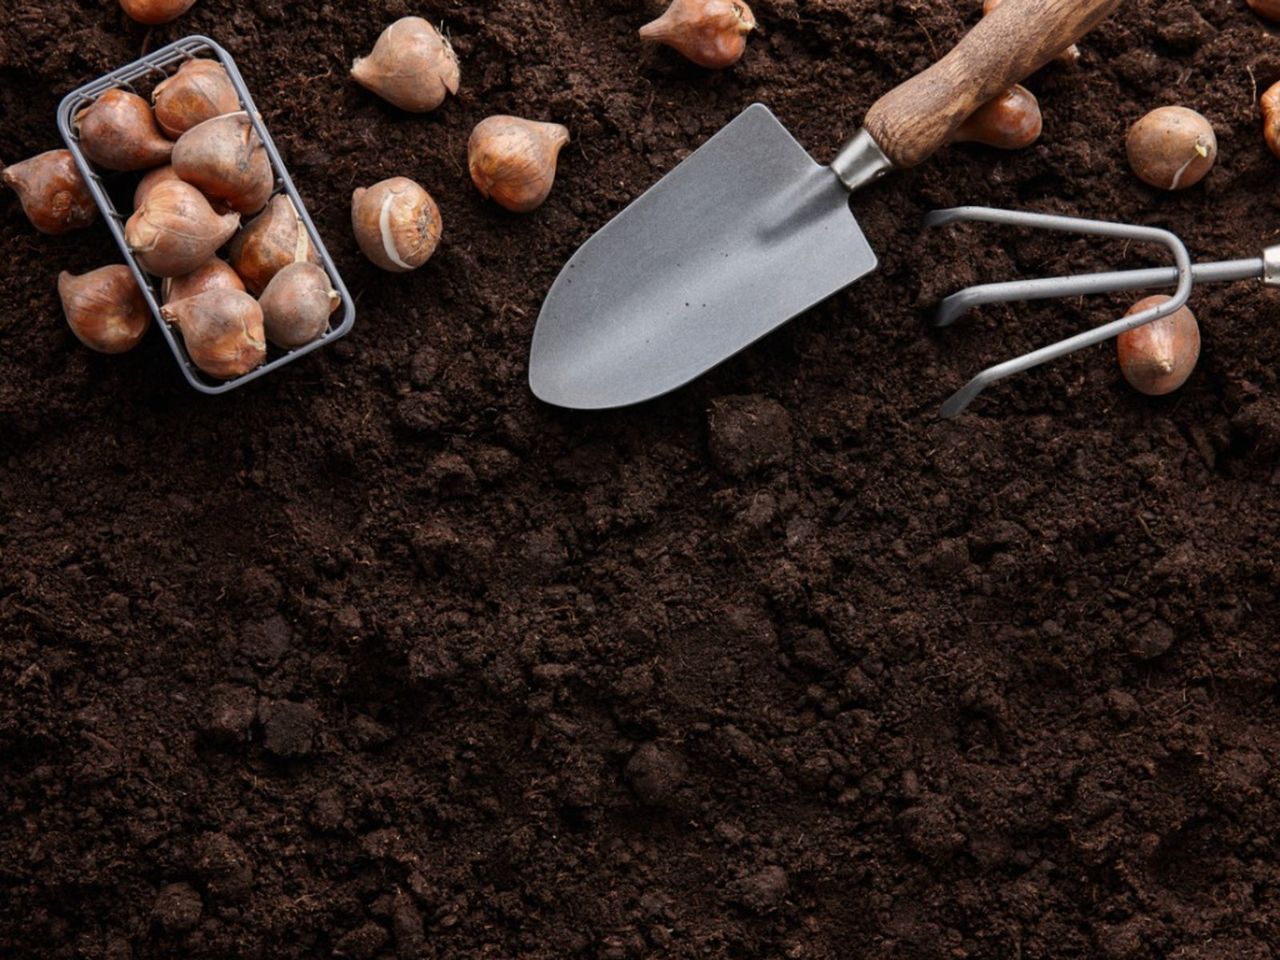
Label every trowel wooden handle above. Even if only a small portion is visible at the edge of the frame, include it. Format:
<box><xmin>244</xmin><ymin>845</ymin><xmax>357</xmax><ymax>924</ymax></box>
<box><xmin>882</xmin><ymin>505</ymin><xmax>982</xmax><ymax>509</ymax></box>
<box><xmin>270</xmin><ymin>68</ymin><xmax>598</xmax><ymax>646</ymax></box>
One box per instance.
<box><xmin>864</xmin><ymin>0</ymin><xmax>1120</xmax><ymax>169</ymax></box>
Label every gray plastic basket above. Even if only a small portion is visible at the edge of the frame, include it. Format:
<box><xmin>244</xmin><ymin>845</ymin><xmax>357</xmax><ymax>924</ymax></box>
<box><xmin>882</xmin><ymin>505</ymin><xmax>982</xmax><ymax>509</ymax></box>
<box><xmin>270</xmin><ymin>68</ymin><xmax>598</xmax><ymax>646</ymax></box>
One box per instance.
<box><xmin>56</xmin><ymin>35</ymin><xmax>355</xmax><ymax>395</ymax></box>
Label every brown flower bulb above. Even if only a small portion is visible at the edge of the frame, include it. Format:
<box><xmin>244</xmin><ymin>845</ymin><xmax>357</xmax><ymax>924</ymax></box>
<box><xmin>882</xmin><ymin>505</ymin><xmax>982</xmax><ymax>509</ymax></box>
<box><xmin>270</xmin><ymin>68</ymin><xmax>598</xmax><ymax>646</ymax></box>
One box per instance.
<box><xmin>162</xmin><ymin>257</ymin><xmax>245</xmax><ymax>305</ymax></box>
<box><xmin>125</xmin><ymin>179</ymin><xmax>240</xmax><ymax>277</ymax></box>
<box><xmin>351</xmin><ymin>17</ymin><xmax>461</xmax><ymax>112</ymax></box>
<box><xmin>58</xmin><ymin>266</ymin><xmax>151</xmax><ymax>354</ymax></box>
<box><xmin>152</xmin><ymin>59</ymin><xmax>240</xmax><ymax>139</ymax></box>
<box><xmin>171</xmin><ymin>112</ymin><xmax>274</xmax><ymax>214</ymax></box>
<box><xmin>259</xmin><ymin>262</ymin><xmax>340</xmax><ymax>349</ymax></box>
<box><xmin>955</xmin><ymin>85</ymin><xmax>1043</xmax><ymax>150</ymax></box>
<box><xmin>1247</xmin><ymin>0</ymin><xmax>1280</xmax><ymax>23</ymax></box>
<box><xmin>468</xmin><ymin>116</ymin><xmax>570</xmax><ymax>213</ymax></box>
<box><xmin>74</xmin><ymin>89</ymin><xmax>173</xmax><ymax>172</ymax></box>
<box><xmin>1126</xmin><ymin>106</ymin><xmax>1216</xmax><ymax>191</ymax></box>
<box><xmin>119</xmin><ymin>0</ymin><xmax>198</xmax><ymax>24</ymax></box>
<box><xmin>1117</xmin><ymin>296</ymin><xmax>1200</xmax><ymax>396</ymax></box>
<box><xmin>1262</xmin><ymin>81</ymin><xmax>1280</xmax><ymax>160</ymax></box>
<box><xmin>3</xmin><ymin>150</ymin><xmax>98</xmax><ymax>235</ymax></box>
<box><xmin>351</xmin><ymin>177</ymin><xmax>442</xmax><ymax>272</ymax></box>
<box><xmin>639</xmin><ymin>0</ymin><xmax>757</xmax><ymax>70</ymax></box>
<box><xmin>161</xmin><ymin>288</ymin><xmax>267</xmax><ymax>379</ymax></box>
<box><xmin>227</xmin><ymin>194</ymin><xmax>319</xmax><ymax>295</ymax></box>
<box><xmin>133</xmin><ymin>165</ymin><xmax>182</xmax><ymax>210</ymax></box>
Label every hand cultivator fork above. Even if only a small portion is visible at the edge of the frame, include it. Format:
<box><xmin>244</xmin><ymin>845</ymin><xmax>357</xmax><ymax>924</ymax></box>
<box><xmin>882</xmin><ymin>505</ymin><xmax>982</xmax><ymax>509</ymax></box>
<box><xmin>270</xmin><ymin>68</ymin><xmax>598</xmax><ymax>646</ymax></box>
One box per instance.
<box><xmin>927</xmin><ymin>206</ymin><xmax>1280</xmax><ymax>417</ymax></box>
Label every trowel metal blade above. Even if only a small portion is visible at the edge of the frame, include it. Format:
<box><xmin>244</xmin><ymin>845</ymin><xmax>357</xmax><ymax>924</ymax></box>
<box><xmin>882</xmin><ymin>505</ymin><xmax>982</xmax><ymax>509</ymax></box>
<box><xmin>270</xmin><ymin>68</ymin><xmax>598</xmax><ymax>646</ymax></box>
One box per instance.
<box><xmin>529</xmin><ymin>103</ymin><xmax>877</xmax><ymax>410</ymax></box>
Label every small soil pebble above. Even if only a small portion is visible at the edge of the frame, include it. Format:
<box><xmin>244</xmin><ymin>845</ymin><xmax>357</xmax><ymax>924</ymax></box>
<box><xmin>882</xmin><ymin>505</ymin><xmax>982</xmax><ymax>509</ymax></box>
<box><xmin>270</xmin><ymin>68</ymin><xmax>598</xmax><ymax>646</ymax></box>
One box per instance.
<box><xmin>333</xmin><ymin>922</ymin><xmax>389</xmax><ymax>959</ymax></box>
<box><xmin>309</xmin><ymin>787</ymin><xmax>347</xmax><ymax>832</ymax></box>
<box><xmin>791</xmin><ymin>628</ymin><xmax>837</xmax><ymax>672</ymax></box>
<box><xmin>1214</xmin><ymin>749</ymin><xmax>1270</xmax><ymax>803</ymax></box>
<box><xmin>899</xmin><ymin>800</ymin><xmax>966</xmax><ymax>860</ymax></box>
<box><xmin>927</xmin><ymin>537</ymin><xmax>971</xmax><ymax>578</ymax></box>
<box><xmin>1105</xmin><ymin>688</ymin><xmax>1140</xmax><ymax>723</ymax></box>
<box><xmin>1129</xmin><ymin>619</ymin><xmax>1175</xmax><ymax>660</ymax></box>
<box><xmin>259</xmin><ymin>699</ymin><xmax>320</xmax><ymax>758</ymax></box>
<box><xmin>708</xmin><ymin>395</ymin><xmax>793</xmax><ymax>477</ymax></box>
<box><xmin>194</xmin><ymin>832</ymin><xmax>254</xmax><ymax>901</ymax></box>
<box><xmin>729</xmin><ymin>864</ymin><xmax>789</xmax><ymax>913</ymax></box>
<box><xmin>151</xmin><ymin>881</ymin><xmax>202</xmax><ymax>932</ymax></box>
<box><xmin>202</xmin><ymin>684</ymin><xmax>257</xmax><ymax>742</ymax></box>
<box><xmin>240</xmin><ymin>614</ymin><xmax>292</xmax><ymax>664</ymax></box>
<box><xmin>624</xmin><ymin>742</ymin><xmax>687</xmax><ymax>805</ymax></box>
<box><xmin>349</xmin><ymin>714</ymin><xmax>394</xmax><ymax>750</ymax></box>
<box><xmin>392</xmin><ymin>890</ymin><xmax>426</xmax><ymax>954</ymax></box>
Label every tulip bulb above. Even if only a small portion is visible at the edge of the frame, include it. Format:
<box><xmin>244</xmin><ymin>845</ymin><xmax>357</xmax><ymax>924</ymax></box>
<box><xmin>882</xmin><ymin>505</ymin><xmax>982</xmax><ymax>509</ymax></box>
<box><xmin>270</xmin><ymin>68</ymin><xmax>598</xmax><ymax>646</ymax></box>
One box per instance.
<box><xmin>227</xmin><ymin>194</ymin><xmax>318</xmax><ymax>295</ymax></box>
<box><xmin>955</xmin><ymin>85</ymin><xmax>1043</xmax><ymax>150</ymax></box>
<box><xmin>1262</xmin><ymin>81</ymin><xmax>1280</xmax><ymax>161</ymax></box>
<box><xmin>163</xmin><ymin>257</ymin><xmax>245</xmax><ymax>305</ymax></box>
<box><xmin>172</xmin><ymin>112</ymin><xmax>274</xmax><ymax>215</ymax></box>
<box><xmin>58</xmin><ymin>266</ymin><xmax>151</xmax><ymax>354</ymax></box>
<box><xmin>351</xmin><ymin>177</ymin><xmax>442</xmax><ymax>273</ymax></box>
<box><xmin>161</xmin><ymin>288</ymin><xmax>267</xmax><ymax>379</ymax></box>
<box><xmin>125</xmin><ymin>179</ymin><xmax>240</xmax><ymax>277</ymax></box>
<box><xmin>1126</xmin><ymin>106</ymin><xmax>1216</xmax><ymax>192</ymax></box>
<box><xmin>639</xmin><ymin>0</ymin><xmax>757</xmax><ymax>70</ymax></box>
<box><xmin>259</xmin><ymin>262</ymin><xmax>340</xmax><ymax>349</ymax></box>
<box><xmin>1117</xmin><ymin>296</ymin><xmax>1200</xmax><ymax>396</ymax></box>
<box><xmin>153</xmin><ymin>59</ymin><xmax>240</xmax><ymax>139</ymax></box>
<box><xmin>119</xmin><ymin>0</ymin><xmax>197</xmax><ymax>24</ymax></box>
<box><xmin>134</xmin><ymin>165</ymin><xmax>182</xmax><ymax>210</ymax></box>
<box><xmin>468</xmin><ymin>116</ymin><xmax>570</xmax><ymax>213</ymax></box>
<box><xmin>351</xmin><ymin>17</ymin><xmax>460</xmax><ymax>112</ymax></box>
<box><xmin>74</xmin><ymin>89</ymin><xmax>174</xmax><ymax>172</ymax></box>
<box><xmin>3</xmin><ymin>150</ymin><xmax>98</xmax><ymax>235</ymax></box>
<box><xmin>1248</xmin><ymin>0</ymin><xmax>1280</xmax><ymax>23</ymax></box>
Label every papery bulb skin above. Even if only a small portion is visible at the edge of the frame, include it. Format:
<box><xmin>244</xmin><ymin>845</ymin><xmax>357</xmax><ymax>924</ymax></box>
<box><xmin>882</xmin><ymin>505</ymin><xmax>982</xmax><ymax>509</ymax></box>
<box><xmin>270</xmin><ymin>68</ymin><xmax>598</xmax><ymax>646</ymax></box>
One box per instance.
<box><xmin>259</xmin><ymin>262</ymin><xmax>340</xmax><ymax>349</ymax></box>
<box><xmin>74</xmin><ymin>89</ymin><xmax>174</xmax><ymax>172</ymax></box>
<box><xmin>351</xmin><ymin>17</ymin><xmax>461</xmax><ymax>112</ymax></box>
<box><xmin>1247</xmin><ymin>0</ymin><xmax>1280</xmax><ymax>24</ymax></box>
<box><xmin>1126</xmin><ymin>106</ymin><xmax>1217</xmax><ymax>192</ymax></box>
<box><xmin>1264</xmin><ymin>81</ymin><xmax>1280</xmax><ymax>159</ymax></box>
<box><xmin>57</xmin><ymin>266</ymin><xmax>151</xmax><ymax>354</ymax></box>
<box><xmin>119</xmin><ymin>0</ymin><xmax>198</xmax><ymax>25</ymax></box>
<box><xmin>1117</xmin><ymin>296</ymin><xmax>1201</xmax><ymax>396</ymax></box>
<box><xmin>955</xmin><ymin>85</ymin><xmax>1043</xmax><ymax>149</ymax></box>
<box><xmin>163</xmin><ymin>257</ymin><xmax>245</xmax><ymax>305</ymax></box>
<box><xmin>227</xmin><ymin>194</ymin><xmax>319</xmax><ymax>295</ymax></box>
<box><xmin>468</xmin><ymin>116</ymin><xmax>570</xmax><ymax>213</ymax></box>
<box><xmin>134</xmin><ymin>165</ymin><xmax>182</xmax><ymax>210</ymax></box>
<box><xmin>153</xmin><ymin>59</ymin><xmax>240</xmax><ymax>139</ymax></box>
<box><xmin>3</xmin><ymin>150</ymin><xmax>98</xmax><ymax>235</ymax></box>
<box><xmin>161</xmin><ymin>288</ymin><xmax>267</xmax><ymax>379</ymax></box>
<box><xmin>125</xmin><ymin>179</ymin><xmax>241</xmax><ymax>277</ymax></box>
<box><xmin>639</xmin><ymin>0</ymin><xmax>757</xmax><ymax>69</ymax></box>
<box><xmin>171</xmin><ymin>112</ymin><xmax>274</xmax><ymax>215</ymax></box>
<box><xmin>351</xmin><ymin>177</ymin><xmax>442</xmax><ymax>272</ymax></box>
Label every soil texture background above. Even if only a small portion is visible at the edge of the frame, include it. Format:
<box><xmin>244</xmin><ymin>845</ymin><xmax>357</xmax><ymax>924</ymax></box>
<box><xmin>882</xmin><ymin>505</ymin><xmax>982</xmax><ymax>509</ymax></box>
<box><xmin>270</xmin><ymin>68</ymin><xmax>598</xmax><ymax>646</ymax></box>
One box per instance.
<box><xmin>5</xmin><ymin>1</ymin><xmax>1280</xmax><ymax>957</ymax></box>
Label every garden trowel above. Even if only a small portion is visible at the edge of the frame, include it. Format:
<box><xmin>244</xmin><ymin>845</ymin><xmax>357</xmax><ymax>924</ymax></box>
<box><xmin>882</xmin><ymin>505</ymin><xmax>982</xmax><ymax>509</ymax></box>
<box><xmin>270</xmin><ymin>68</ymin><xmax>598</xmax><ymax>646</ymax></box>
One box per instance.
<box><xmin>528</xmin><ymin>0</ymin><xmax>1120</xmax><ymax>409</ymax></box>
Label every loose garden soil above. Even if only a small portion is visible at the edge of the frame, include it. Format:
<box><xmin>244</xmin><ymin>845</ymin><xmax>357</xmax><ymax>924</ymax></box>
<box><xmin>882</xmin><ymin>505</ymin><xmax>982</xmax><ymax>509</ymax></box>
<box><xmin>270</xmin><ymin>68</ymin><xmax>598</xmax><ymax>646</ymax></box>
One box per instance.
<box><xmin>5</xmin><ymin>1</ymin><xmax>1280</xmax><ymax>957</ymax></box>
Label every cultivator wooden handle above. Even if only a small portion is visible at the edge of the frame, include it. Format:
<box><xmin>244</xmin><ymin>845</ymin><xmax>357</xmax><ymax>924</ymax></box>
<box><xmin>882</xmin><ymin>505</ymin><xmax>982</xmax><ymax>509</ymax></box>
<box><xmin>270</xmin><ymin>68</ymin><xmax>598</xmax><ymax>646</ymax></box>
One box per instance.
<box><xmin>865</xmin><ymin>0</ymin><xmax>1120</xmax><ymax>170</ymax></box>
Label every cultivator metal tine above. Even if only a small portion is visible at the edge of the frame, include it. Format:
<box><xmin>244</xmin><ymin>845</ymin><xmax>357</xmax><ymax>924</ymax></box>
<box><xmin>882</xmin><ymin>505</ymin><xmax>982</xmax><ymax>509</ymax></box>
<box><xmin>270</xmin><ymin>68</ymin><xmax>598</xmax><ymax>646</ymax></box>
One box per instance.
<box><xmin>924</xmin><ymin>207</ymin><xmax>1196</xmax><ymax>418</ymax></box>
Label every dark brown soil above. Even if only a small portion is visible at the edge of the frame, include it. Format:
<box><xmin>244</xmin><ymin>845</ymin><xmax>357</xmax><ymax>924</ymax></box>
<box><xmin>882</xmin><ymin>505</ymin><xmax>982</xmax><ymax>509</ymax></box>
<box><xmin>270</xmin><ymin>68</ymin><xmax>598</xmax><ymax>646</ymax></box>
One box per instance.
<box><xmin>5</xmin><ymin>1</ymin><xmax>1280</xmax><ymax>957</ymax></box>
